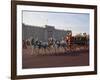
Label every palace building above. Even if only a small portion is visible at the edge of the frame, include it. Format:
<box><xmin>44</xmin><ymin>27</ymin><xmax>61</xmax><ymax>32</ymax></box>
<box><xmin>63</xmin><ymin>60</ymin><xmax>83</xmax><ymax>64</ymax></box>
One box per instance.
<box><xmin>22</xmin><ymin>24</ymin><xmax>72</xmax><ymax>42</ymax></box>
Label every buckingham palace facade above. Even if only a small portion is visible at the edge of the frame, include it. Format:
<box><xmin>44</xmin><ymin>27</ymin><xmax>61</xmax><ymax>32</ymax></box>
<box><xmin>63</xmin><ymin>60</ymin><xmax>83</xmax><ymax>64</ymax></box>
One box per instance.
<box><xmin>22</xmin><ymin>24</ymin><xmax>72</xmax><ymax>42</ymax></box>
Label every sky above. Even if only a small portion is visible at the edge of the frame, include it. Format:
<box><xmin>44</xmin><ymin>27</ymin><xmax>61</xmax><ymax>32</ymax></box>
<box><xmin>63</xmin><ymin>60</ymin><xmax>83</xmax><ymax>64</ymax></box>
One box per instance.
<box><xmin>22</xmin><ymin>10</ymin><xmax>90</xmax><ymax>35</ymax></box>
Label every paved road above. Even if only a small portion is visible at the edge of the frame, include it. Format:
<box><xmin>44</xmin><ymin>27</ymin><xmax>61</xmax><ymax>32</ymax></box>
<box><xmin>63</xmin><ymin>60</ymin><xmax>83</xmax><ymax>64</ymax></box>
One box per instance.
<box><xmin>22</xmin><ymin>50</ymin><xmax>89</xmax><ymax>69</ymax></box>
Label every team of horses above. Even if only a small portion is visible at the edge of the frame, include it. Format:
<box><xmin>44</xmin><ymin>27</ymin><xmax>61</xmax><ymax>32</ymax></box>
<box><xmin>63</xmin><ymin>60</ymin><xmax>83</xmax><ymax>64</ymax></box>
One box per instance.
<box><xmin>22</xmin><ymin>35</ymin><xmax>89</xmax><ymax>56</ymax></box>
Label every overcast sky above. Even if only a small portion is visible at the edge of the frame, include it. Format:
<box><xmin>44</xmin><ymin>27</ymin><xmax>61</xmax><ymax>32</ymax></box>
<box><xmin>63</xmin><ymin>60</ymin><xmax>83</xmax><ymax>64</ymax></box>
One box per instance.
<box><xmin>22</xmin><ymin>10</ymin><xmax>90</xmax><ymax>35</ymax></box>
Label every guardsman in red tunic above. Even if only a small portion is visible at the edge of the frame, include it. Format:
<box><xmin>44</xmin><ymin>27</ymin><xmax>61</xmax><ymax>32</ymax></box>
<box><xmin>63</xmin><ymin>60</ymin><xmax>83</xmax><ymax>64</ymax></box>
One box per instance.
<box><xmin>65</xmin><ymin>33</ymin><xmax>72</xmax><ymax>50</ymax></box>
